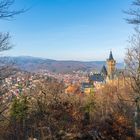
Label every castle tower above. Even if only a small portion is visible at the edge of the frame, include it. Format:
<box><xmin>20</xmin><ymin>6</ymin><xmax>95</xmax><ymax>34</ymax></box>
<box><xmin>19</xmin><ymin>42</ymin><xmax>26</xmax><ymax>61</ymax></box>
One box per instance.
<box><xmin>107</xmin><ymin>51</ymin><xmax>116</xmax><ymax>79</ymax></box>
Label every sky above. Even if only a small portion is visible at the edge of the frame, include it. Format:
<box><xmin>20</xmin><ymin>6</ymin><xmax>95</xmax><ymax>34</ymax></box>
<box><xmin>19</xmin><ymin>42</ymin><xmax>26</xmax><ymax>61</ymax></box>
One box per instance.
<box><xmin>0</xmin><ymin>0</ymin><xmax>134</xmax><ymax>62</ymax></box>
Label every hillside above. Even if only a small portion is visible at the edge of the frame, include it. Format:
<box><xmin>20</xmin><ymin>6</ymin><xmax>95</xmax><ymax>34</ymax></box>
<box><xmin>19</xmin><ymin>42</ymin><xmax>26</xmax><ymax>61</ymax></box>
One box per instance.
<box><xmin>0</xmin><ymin>56</ymin><xmax>124</xmax><ymax>73</ymax></box>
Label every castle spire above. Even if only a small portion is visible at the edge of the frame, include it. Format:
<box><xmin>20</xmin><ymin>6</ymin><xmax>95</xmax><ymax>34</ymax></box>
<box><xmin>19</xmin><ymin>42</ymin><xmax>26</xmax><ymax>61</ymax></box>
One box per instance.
<box><xmin>108</xmin><ymin>51</ymin><xmax>114</xmax><ymax>60</ymax></box>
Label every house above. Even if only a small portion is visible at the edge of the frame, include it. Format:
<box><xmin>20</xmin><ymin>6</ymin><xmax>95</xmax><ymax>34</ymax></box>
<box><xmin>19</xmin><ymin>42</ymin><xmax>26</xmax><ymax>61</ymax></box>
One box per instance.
<box><xmin>81</xmin><ymin>82</ymin><xmax>94</xmax><ymax>94</ymax></box>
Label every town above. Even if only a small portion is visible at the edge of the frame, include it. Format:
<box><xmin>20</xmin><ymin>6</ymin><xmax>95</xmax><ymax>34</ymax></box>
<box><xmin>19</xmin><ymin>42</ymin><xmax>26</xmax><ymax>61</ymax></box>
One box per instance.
<box><xmin>0</xmin><ymin>0</ymin><xmax>140</xmax><ymax>139</ymax></box>
<box><xmin>1</xmin><ymin>51</ymin><xmax>126</xmax><ymax>104</ymax></box>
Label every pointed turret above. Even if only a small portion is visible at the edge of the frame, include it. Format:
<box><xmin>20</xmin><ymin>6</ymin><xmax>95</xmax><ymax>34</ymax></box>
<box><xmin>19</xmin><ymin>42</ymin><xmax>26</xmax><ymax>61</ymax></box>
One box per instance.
<box><xmin>107</xmin><ymin>51</ymin><xmax>116</xmax><ymax>79</ymax></box>
<box><xmin>101</xmin><ymin>65</ymin><xmax>107</xmax><ymax>76</ymax></box>
<box><xmin>108</xmin><ymin>51</ymin><xmax>114</xmax><ymax>60</ymax></box>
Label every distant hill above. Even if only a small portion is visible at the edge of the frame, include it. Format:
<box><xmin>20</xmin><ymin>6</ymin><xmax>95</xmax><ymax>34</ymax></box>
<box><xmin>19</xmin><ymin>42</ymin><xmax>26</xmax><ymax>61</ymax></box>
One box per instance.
<box><xmin>0</xmin><ymin>56</ymin><xmax>124</xmax><ymax>73</ymax></box>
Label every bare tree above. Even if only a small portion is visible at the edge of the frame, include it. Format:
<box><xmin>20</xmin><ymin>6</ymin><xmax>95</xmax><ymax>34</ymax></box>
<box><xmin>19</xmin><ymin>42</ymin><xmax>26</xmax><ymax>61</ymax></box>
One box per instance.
<box><xmin>125</xmin><ymin>0</ymin><xmax>140</xmax><ymax>25</ymax></box>
<box><xmin>124</xmin><ymin>27</ymin><xmax>140</xmax><ymax>139</ymax></box>
<box><xmin>0</xmin><ymin>0</ymin><xmax>25</xmax><ymax>19</ymax></box>
<box><xmin>0</xmin><ymin>0</ymin><xmax>25</xmax><ymax>88</ymax></box>
<box><xmin>0</xmin><ymin>0</ymin><xmax>25</xmax><ymax>128</ymax></box>
<box><xmin>0</xmin><ymin>0</ymin><xmax>25</xmax><ymax>79</ymax></box>
<box><xmin>0</xmin><ymin>33</ymin><xmax>12</xmax><ymax>51</ymax></box>
<box><xmin>124</xmin><ymin>0</ymin><xmax>140</xmax><ymax>139</ymax></box>
<box><xmin>0</xmin><ymin>0</ymin><xmax>25</xmax><ymax>51</ymax></box>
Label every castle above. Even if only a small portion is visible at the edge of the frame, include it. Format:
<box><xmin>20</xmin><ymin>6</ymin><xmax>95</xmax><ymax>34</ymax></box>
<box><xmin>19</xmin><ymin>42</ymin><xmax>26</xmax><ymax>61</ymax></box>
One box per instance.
<box><xmin>82</xmin><ymin>51</ymin><xmax>117</xmax><ymax>93</ymax></box>
<box><xmin>89</xmin><ymin>51</ymin><xmax>116</xmax><ymax>84</ymax></box>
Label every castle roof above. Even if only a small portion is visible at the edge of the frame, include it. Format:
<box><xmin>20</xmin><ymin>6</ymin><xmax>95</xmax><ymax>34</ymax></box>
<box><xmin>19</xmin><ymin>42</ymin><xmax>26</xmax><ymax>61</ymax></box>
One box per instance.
<box><xmin>81</xmin><ymin>82</ymin><xmax>92</xmax><ymax>88</ymax></box>
<box><xmin>89</xmin><ymin>74</ymin><xmax>104</xmax><ymax>82</ymax></box>
<box><xmin>108</xmin><ymin>51</ymin><xmax>114</xmax><ymax>60</ymax></box>
<box><xmin>101</xmin><ymin>65</ymin><xmax>107</xmax><ymax>76</ymax></box>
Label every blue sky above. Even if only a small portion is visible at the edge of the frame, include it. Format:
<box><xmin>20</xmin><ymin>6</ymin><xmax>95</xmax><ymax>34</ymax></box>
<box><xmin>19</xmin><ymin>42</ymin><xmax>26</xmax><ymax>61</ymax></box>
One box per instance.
<box><xmin>0</xmin><ymin>0</ymin><xmax>134</xmax><ymax>62</ymax></box>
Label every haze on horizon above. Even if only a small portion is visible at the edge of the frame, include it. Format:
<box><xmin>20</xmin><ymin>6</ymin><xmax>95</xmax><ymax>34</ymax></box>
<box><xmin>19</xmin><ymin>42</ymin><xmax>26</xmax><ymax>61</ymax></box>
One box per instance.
<box><xmin>0</xmin><ymin>0</ymin><xmax>133</xmax><ymax>62</ymax></box>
